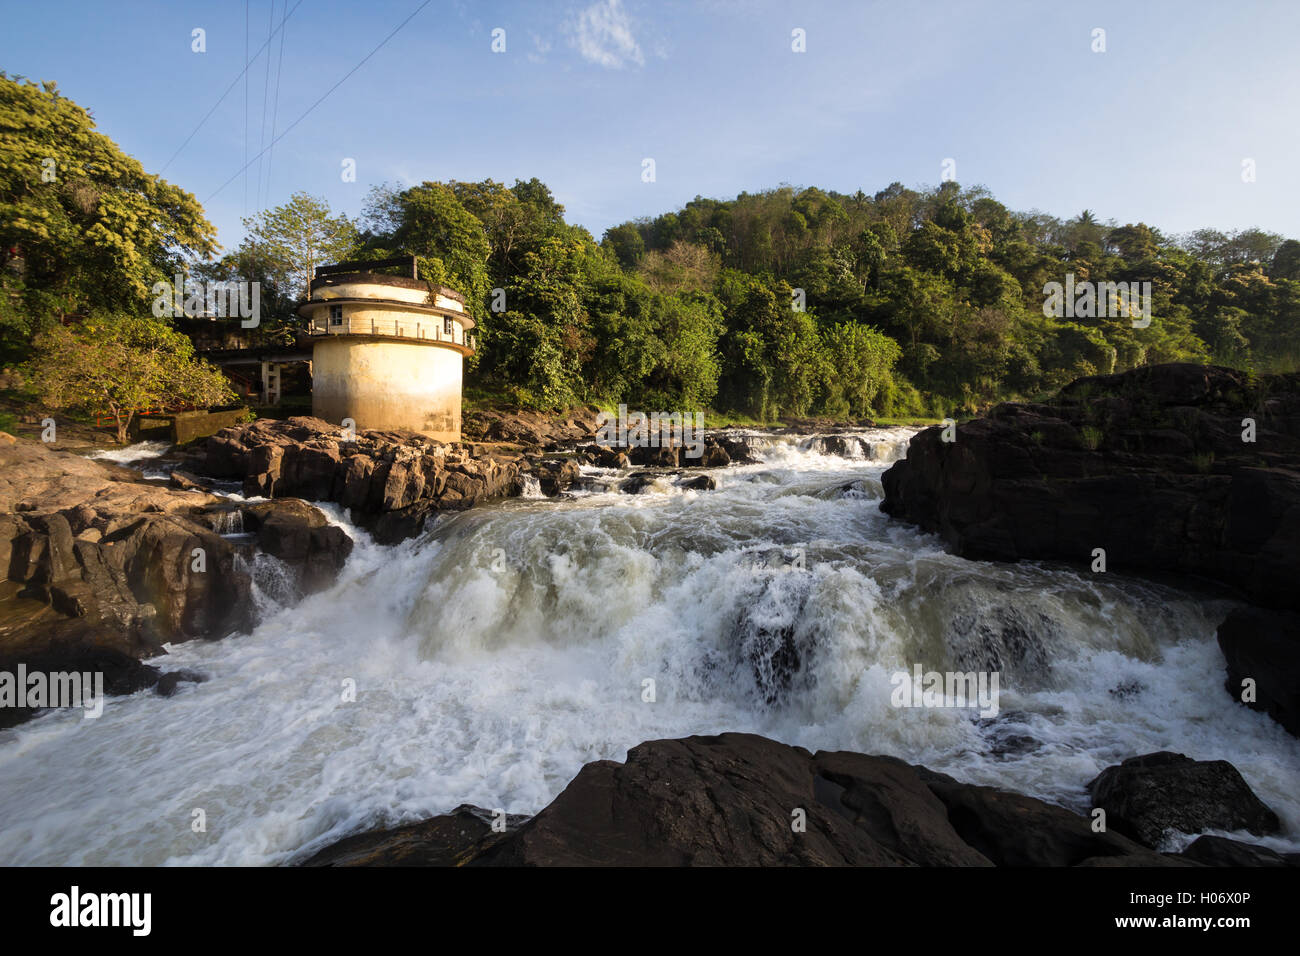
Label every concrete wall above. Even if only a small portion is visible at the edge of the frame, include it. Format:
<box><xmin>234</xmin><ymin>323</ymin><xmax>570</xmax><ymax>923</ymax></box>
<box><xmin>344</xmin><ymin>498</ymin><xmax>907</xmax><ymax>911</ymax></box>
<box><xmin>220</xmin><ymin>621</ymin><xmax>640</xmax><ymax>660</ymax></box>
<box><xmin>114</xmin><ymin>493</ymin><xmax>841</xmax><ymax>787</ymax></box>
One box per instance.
<box><xmin>130</xmin><ymin>407</ymin><xmax>249</xmax><ymax>444</ymax></box>
<box><xmin>312</xmin><ymin>338</ymin><xmax>463</xmax><ymax>441</ymax></box>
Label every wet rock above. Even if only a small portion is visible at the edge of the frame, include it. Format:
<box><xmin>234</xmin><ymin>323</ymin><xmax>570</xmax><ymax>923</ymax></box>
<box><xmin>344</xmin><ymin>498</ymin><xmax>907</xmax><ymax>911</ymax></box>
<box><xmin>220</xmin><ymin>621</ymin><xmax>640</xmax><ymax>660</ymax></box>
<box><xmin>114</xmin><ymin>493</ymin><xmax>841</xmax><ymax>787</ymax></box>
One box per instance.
<box><xmin>1087</xmin><ymin>751</ymin><xmax>1281</xmax><ymax>848</ymax></box>
<box><xmin>1177</xmin><ymin>835</ymin><xmax>1300</xmax><ymax>867</ymax></box>
<box><xmin>532</xmin><ymin>458</ymin><xmax>581</xmax><ymax>497</ymax></box>
<box><xmin>463</xmin><ymin>406</ymin><xmax>600</xmax><ymax>447</ymax></box>
<box><xmin>584</xmin><ymin>444</ymin><xmax>631</xmax><ymax>469</ymax></box>
<box><xmin>627</xmin><ymin>444</ymin><xmax>679</xmax><ymax>467</ymax></box>
<box><xmin>0</xmin><ymin>645</ymin><xmax>184</xmax><ymax>730</ymax></box>
<box><xmin>167</xmin><ymin>469</ymin><xmax>210</xmax><ymax>491</ymax></box>
<box><xmin>732</xmin><ymin>575</ymin><xmax>814</xmax><ymax>705</ymax></box>
<box><xmin>880</xmin><ymin>364</ymin><xmax>1300</xmax><ymax>612</ymax></box>
<box><xmin>718</xmin><ymin>436</ymin><xmax>760</xmax><ymax>464</ymax></box>
<box><xmin>621</xmin><ymin>472</ymin><xmax>659</xmax><ymax>495</ymax></box>
<box><xmin>187</xmin><ymin>417</ymin><xmax>532</xmax><ymax>543</ymax></box>
<box><xmin>808</xmin><ymin>435</ymin><xmax>866</xmax><ymax>458</ymax></box>
<box><xmin>456</xmin><ymin>734</ymin><xmax>1176</xmax><ymax>866</ymax></box>
<box><xmin>680</xmin><ymin>475</ymin><xmax>716</xmax><ymax>491</ymax></box>
<box><xmin>300</xmin><ymin>805</ymin><xmax>528</xmax><ymax>866</ymax></box>
<box><xmin>238</xmin><ymin>499</ymin><xmax>353</xmax><ymax>595</ymax></box>
<box><xmin>154</xmin><ymin>669</ymin><xmax>206</xmax><ymax>698</ymax></box>
<box><xmin>1216</xmin><ymin>606</ymin><xmax>1300</xmax><ymax>736</ymax></box>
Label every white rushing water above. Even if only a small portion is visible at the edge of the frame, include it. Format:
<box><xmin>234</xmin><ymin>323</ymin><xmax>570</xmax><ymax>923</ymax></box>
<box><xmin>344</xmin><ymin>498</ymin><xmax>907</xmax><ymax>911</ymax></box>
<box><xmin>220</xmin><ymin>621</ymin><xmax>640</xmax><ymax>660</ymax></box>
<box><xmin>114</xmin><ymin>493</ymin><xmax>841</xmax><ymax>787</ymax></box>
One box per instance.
<box><xmin>2</xmin><ymin>429</ymin><xmax>1297</xmax><ymax>865</ymax></box>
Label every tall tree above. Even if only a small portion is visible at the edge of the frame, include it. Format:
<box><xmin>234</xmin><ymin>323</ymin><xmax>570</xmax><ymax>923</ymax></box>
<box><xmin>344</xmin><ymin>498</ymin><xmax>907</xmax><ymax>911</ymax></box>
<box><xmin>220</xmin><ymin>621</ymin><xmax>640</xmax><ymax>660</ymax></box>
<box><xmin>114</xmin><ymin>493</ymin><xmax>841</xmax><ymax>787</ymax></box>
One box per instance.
<box><xmin>0</xmin><ymin>73</ymin><xmax>215</xmax><ymax>360</ymax></box>
<box><xmin>239</xmin><ymin>192</ymin><xmax>358</xmax><ymax>300</ymax></box>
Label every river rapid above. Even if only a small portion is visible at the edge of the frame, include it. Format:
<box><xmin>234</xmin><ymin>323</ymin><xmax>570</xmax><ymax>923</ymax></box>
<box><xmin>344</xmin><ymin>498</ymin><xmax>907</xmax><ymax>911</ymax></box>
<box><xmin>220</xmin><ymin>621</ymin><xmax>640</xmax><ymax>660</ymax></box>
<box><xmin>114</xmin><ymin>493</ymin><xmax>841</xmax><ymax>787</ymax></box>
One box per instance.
<box><xmin>2</xmin><ymin>429</ymin><xmax>1297</xmax><ymax>864</ymax></box>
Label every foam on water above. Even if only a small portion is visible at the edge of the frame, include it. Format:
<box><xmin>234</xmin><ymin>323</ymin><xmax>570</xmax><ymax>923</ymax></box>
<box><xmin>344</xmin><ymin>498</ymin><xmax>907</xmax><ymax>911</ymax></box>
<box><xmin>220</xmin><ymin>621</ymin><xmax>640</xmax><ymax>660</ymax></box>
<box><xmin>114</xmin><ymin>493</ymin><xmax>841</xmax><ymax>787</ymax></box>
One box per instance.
<box><xmin>87</xmin><ymin>440</ymin><xmax>171</xmax><ymax>465</ymax></box>
<box><xmin>2</xmin><ymin>429</ymin><xmax>1297</xmax><ymax>864</ymax></box>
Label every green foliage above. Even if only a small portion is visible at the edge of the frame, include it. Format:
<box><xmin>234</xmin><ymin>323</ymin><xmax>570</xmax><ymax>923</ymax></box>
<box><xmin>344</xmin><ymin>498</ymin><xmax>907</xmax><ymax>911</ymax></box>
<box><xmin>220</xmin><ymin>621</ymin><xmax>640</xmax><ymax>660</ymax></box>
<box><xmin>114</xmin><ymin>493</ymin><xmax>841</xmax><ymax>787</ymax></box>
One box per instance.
<box><xmin>29</xmin><ymin>313</ymin><xmax>235</xmax><ymax>443</ymax></box>
<box><xmin>9</xmin><ymin>73</ymin><xmax>1294</xmax><ymax>421</ymax></box>
<box><xmin>0</xmin><ymin>73</ymin><xmax>216</xmax><ymax>363</ymax></box>
<box><xmin>238</xmin><ymin>191</ymin><xmax>358</xmax><ymax>300</ymax></box>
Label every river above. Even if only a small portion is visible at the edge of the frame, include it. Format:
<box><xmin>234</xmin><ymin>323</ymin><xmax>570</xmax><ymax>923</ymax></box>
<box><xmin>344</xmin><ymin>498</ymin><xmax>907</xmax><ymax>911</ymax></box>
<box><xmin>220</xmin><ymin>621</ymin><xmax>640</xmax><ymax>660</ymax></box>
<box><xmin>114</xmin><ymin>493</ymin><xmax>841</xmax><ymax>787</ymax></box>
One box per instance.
<box><xmin>1</xmin><ymin>429</ymin><xmax>1297</xmax><ymax>864</ymax></box>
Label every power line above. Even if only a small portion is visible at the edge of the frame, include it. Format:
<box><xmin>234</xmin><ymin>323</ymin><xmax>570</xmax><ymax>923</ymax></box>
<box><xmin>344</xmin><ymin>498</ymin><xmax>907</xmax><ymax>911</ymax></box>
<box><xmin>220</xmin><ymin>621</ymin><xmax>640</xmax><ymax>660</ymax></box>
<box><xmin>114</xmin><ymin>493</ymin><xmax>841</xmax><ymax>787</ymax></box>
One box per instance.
<box><xmin>264</xmin><ymin>0</ymin><xmax>290</xmax><ymax>212</ymax></box>
<box><xmin>255</xmin><ymin>0</ymin><xmax>276</xmax><ymax>212</ymax></box>
<box><xmin>243</xmin><ymin>0</ymin><xmax>249</xmax><ymax>220</ymax></box>
<box><xmin>157</xmin><ymin>0</ymin><xmax>305</xmax><ymax>176</ymax></box>
<box><xmin>206</xmin><ymin>0</ymin><xmax>434</xmax><ymax>203</ymax></box>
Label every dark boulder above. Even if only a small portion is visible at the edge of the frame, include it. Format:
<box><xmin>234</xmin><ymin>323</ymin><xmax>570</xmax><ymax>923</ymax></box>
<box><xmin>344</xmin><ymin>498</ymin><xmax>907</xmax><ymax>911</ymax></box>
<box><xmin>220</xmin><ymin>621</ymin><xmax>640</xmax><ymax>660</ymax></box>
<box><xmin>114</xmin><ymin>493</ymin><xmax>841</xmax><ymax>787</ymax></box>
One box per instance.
<box><xmin>680</xmin><ymin>474</ymin><xmax>716</xmax><ymax>491</ymax></box>
<box><xmin>0</xmin><ymin>645</ymin><xmax>203</xmax><ymax>730</ymax></box>
<box><xmin>1177</xmin><ymin>835</ymin><xmax>1300</xmax><ymax>867</ymax></box>
<box><xmin>627</xmin><ymin>444</ymin><xmax>680</xmax><ymax>467</ymax></box>
<box><xmin>238</xmin><ymin>499</ymin><xmax>353</xmax><ymax>595</ymax></box>
<box><xmin>880</xmin><ymin>364</ymin><xmax>1300</xmax><ymax>611</ymax></box>
<box><xmin>464</xmin><ymin>734</ymin><xmax>1177</xmax><ymax>867</ymax></box>
<box><xmin>1087</xmin><ymin>752</ymin><xmax>1281</xmax><ymax>848</ymax></box>
<box><xmin>1216</xmin><ymin>606</ymin><xmax>1300</xmax><ymax>736</ymax></box>
<box><xmin>300</xmin><ymin>805</ymin><xmax>527</xmax><ymax>866</ymax></box>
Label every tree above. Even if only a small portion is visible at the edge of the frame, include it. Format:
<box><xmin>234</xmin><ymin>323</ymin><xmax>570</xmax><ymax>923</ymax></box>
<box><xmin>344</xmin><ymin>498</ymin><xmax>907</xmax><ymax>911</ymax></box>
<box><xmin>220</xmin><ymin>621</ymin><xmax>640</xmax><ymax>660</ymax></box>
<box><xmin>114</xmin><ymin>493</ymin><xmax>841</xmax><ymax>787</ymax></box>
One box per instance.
<box><xmin>1272</xmin><ymin>240</ymin><xmax>1300</xmax><ymax>281</ymax></box>
<box><xmin>29</xmin><ymin>314</ymin><xmax>235</xmax><ymax>444</ymax></box>
<box><xmin>362</xmin><ymin>182</ymin><xmax>492</xmax><ymax>317</ymax></box>
<box><xmin>0</xmin><ymin>73</ymin><xmax>216</xmax><ymax>361</ymax></box>
<box><xmin>239</xmin><ymin>192</ymin><xmax>358</xmax><ymax>300</ymax></box>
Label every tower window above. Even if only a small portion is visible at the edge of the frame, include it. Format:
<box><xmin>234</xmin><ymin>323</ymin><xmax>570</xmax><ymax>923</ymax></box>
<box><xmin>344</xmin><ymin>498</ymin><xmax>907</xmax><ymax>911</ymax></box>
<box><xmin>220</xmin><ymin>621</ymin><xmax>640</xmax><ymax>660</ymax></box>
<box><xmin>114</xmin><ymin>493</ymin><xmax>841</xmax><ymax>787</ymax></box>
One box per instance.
<box><xmin>329</xmin><ymin>304</ymin><xmax>343</xmax><ymax>326</ymax></box>
<box><xmin>444</xmin><ymin>317</ymin><xmax>454</xmax><ymax>337</ymax></box>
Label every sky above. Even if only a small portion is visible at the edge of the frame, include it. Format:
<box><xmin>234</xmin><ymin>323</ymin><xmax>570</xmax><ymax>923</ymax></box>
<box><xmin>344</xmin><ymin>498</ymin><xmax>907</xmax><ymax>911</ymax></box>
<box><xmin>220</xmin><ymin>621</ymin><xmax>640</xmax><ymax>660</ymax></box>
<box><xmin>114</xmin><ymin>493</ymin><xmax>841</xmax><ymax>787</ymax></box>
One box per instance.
<box><xmin>2</xmin><ymin>0</ymin><xmax>1298</xmax><ymax>254</ymax></box>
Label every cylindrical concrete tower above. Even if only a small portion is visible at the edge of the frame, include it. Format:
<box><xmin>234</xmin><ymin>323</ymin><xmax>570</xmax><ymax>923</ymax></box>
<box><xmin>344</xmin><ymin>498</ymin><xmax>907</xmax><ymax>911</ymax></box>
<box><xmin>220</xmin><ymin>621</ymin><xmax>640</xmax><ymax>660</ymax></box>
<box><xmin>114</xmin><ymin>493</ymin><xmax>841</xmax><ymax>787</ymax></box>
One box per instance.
<box><xmin>299</xmin><ymin>259</ymin><xmax>476</xmax><ymax>442</ymax></box>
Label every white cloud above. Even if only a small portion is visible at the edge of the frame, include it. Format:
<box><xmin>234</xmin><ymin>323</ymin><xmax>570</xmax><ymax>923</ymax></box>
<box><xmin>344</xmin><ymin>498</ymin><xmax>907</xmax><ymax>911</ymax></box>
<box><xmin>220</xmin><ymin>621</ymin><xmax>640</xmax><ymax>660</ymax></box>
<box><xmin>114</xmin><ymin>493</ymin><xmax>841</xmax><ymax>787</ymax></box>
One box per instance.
<box><xmin>571</xmin><ymin>0</ymin><xmax>644</xmax><ymax>69</ymax></box>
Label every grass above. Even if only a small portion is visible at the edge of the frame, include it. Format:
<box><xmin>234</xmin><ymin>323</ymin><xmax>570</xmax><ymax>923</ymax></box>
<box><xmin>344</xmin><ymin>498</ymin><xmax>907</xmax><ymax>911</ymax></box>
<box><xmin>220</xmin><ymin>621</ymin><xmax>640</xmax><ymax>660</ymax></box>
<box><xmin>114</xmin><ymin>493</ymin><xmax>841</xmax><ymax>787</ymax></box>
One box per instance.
<box><xmin>1080</xmin><ymin>425</ymin><xmax>1104</xmax><ymax>451</ymax></box>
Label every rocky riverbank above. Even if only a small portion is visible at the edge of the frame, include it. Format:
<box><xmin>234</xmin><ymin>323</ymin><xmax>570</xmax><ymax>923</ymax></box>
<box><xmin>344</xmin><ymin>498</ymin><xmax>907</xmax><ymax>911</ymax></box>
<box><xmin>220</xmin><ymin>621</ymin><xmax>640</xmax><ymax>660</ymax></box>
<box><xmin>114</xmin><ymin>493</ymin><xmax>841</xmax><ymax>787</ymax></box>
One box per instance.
<box><xmin>0</xmin><ymin>437</ymin><xmax>351</xmax><ymax>727</ymax></box>
<box><xmin>302</xmin><ymin>733</ymin><xmax>1296</xmax><ymax>866</ymax></box>
<box><xmin>880</xmin><ymin>363</ymin><xmax>1300</xmax><ymax>735</ymax></box>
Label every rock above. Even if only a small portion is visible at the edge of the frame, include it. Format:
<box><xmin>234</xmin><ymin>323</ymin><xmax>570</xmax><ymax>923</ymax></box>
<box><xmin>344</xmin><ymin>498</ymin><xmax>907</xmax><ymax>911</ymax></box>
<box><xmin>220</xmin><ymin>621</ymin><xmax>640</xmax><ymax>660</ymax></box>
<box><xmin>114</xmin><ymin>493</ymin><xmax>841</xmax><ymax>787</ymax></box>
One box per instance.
<box><xmin>625</xmin><ymin>444</ymin><xmax>679</xmax><ymax>467</ymax></box>
<box><xmin>1177</xmin><ymin>835</ymin><xmax>1300</xmax><ymax>867</ymax></box>
<box><xmin>1216</xmin><ymin>606</ymin><xmax>1300</xmax><ymax>736</ymax></box>
<box><xmin>463</xmin><ymin>406</ymin><xmax>600</xmax><ymax>447</ymax></box>
<box><xmin>0</xmin><ymin>438</ymin><xmax>312</xmax><ymax>730</ymax></box>
<box><xmin>880</xmin><ymin>364</ymin><xmax>1300</xmax><ymax>611</ymax></box>
<box><xmin>154</xmin><ymin>669</ymin><xmax>206</xmax><ymax>698</ymax></box>
<box><xmin>695</xmin><ymin>439</ymin><xmax>731</xmax><ymax>468</ymax></box>
<box><xmin>809</xmin><ymin>435</ymin><xmax>866</xmax><ymax>458</ymax></box>
<box><xmin>461</xmin><ymin>734</ymin><xmax>1176</xmax><ymax>867</ymax></box>
<box><xmin>1177</xmin><ymin>835</ymin><xmax>1299</xmax><ymax>867</ymax></box>
<box><xmin>621</xmin><ymin>472</ymin><xmax>660</xmax><ymax>495</ymax></box>
<box><xmin>300</xmin><ymin>805</ymin><xmax>527</xmax><ymax>866</ymax></box>
<box><xmin>718</xmin><ymin>435</ymin><xmax>760</xmax><ymax>464</ymax></box>
<box><xmin>238</xmin><ymin>499</ymin><xmax>354</xmax><ymax>595</ymax></box>
<box><xmin>532</xmin><ymin>458</ymin><xmax>581</xmax><ymax>497</ymax></box>
<box><xmin>168</xmin><ymin>470</ymin><xmax>209</xmax><ymax>491</ymax></box>
<box><xmin>0</xmin><ymin>645</ymin><xmax>202</xmax><ymax>730</ymax></box>
<box><xmin>680</xmin><ymin>475</ymin><xmax>716</xmax><ymax>491</ymax></box>
<box><xmin>1087</xmin><ymin>752</ymin><xmax>1281</xmax><ymax>848</ymax></box>
<box><xmin>585</xmin><ymin>444</ymin><xmax>631</xmax><ymax>469</ymax></box>
<box><xmin>188</xmin><ymin>417</ymin><xmax>529</xmax><ymax>543</ymax></box>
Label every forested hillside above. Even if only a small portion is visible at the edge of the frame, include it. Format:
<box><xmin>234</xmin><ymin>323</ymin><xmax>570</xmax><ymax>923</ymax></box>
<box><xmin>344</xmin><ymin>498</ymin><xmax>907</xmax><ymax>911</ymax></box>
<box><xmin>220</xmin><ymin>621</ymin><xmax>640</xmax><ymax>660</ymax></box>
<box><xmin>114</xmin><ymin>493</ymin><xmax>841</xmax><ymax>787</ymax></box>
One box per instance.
<box><xmin>4</xmin><ymin>73</ymin><xmax>1297</xmax><ymax>421</ymax></box>
<box><xmin>345</xmin><ymin>177</ymin><xmax>1300</xmax><ymax>418</ymax></box>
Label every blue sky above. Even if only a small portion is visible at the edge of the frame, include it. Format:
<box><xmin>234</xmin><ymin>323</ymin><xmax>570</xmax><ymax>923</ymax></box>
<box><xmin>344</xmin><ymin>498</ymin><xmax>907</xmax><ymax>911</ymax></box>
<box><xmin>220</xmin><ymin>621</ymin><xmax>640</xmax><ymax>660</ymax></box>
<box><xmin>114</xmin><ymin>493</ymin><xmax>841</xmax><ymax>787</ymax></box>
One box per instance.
<box><xmin>3</xmin><ymin>0</ymin><xmax>1297</xmax><ymax>253</ymax></box>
